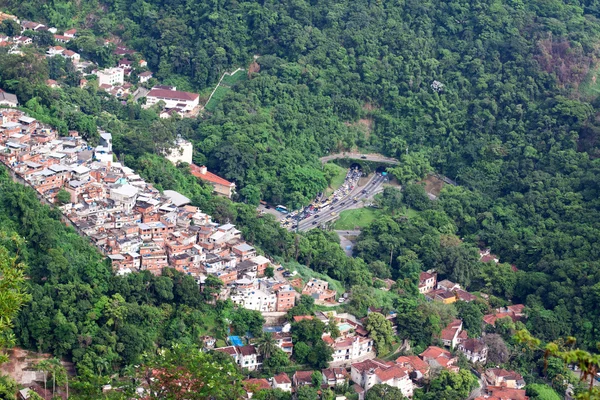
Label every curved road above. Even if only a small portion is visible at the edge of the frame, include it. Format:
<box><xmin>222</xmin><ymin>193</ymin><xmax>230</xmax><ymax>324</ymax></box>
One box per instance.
<box><xmin>320</xmin><ymin>152</ymin><xmax>399</xmax><ymax>165</ymax></box>
<box><xmin>295</xmin><ymin>174</ymin><xmax>387</xmax><ymax>232</ymax></box>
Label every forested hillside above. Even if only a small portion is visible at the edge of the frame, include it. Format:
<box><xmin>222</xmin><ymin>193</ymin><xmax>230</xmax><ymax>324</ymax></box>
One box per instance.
<box><xmin>4</xmin><ymin>0</ymin><xmax>600</xmax><ymax>357</ymax></box>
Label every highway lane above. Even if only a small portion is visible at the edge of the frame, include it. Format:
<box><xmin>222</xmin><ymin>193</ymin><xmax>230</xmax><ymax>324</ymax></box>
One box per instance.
<box><xmin>296</xmin><ymin>174</ymin><xmax>387</xmax><ymax>232</ymax></box>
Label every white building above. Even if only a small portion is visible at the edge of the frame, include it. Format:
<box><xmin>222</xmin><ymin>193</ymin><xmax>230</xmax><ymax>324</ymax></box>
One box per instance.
<box><xmin>144</xmin><ymin>86</ymin><xmax>199</xmax><ymax>111</ymax></box>
<box><xmin>164</xmin><ymin>138</ymin><xmax>193</xmax><ymax>165</ymax></box>
<box><xmin>46</xmin><ymin>46</ymin><xmax>65</xmax><ymax>56</ymax></box>
<box><xmin>230</xmin><ymin>287</ymin><xmax>276</xmax><ymax>312</ymax></box>
<box><xmin>272</xmin><ymin>373</ymin><xmax>292</xmax><ymax>392</ymax></box>
<box><xmin>351</xmin><ymin>359</ymin><xmax>413</xmax><ymax>398</ymax></box>
<box><xmin>331</xmin><ymin>336</ymin><xmax>375</xmax><ymax>366</ymax></box>
<box><xmin>97</xmin><ymin>68</ymin><xmax>124</xmax><ymax>87</ymax></box>
<box><xmin>109</xmin><ymin>184</ymin><xmax>138</xmax><ymax>210</ymax></box>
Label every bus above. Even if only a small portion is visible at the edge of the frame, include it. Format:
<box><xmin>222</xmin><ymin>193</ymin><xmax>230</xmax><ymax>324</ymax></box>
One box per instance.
<box><xmin>275</xmin><ymin>205</ymin><xmax>288</xmax><ymax>213</ymax></box>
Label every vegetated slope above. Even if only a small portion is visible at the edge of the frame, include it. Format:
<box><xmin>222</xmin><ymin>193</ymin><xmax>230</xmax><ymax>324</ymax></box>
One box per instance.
<box><xmin>6</xmin><ymin>0</ymin><xmax>600</xmax><ymax>347</ymax></box>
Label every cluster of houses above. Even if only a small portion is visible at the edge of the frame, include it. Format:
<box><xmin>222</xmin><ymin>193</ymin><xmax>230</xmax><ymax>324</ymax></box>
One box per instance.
<box><xmin>419</xmin><ymin>271</ymin><xmax>478</xmax><ymax>303</ymax></box>
<box><xmin>227</xmin><ymin>333</ymin><xmax>528</xmax><ymax>400</ymax></box>
<box><xmin>0</xmin><ymin>109</ymin><xmax>279</xmax><ymax>302</ymax></box>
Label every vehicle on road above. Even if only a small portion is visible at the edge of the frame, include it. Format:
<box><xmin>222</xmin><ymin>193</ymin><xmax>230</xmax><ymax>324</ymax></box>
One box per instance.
<box><xmin>314</xmin><ymin>214</ymin><xmax>319</xmax><ymax>218</ymax></box>
<box><xmin>331</xmin><ymin>211</ymin><xmax>337</xmax><ymax>216</ymax></box>
<box><xmin>361</xmin><ymin>154</ymin><xmax>367</xmax><ymax>159</ymax></box>
<box><xmin>277</xmin><ymin>267</ymin><xmax>284</xmax><ymax>271</ymax></box>
<box><xmin>312</xmin><ymin>221</ymin><xmax>317</xmax><ymax>225</ymax></box>
<box><xmin>276</xmin><ymin>205</ymin><xmax>288</xmax><ymax>213</ymax></box>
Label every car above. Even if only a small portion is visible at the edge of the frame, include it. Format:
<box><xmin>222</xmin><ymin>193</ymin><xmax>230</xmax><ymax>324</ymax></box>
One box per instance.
<box><xmin>338</xmin><ymin>298</ymin><xmax>345</xmax><ymax>303</ymax></box>
<box><xmin>340</xmin><ymin>202</ymin><xmax>345</xmax><ymax>205</ymax></box>
<box><xmin>312</xmin><ymin>221</ymin><xmax>318</xmax><ymax>225</ymax></box>
<box><xmin>361</xmin><ymin>155</ymin><xmax>367</xmax><ymax>159</ymax></box>
<box><xmin>314</xmin><ymin>214</ymin><xmax>319</xmax><ymax>218</ymax></box>
<box><xmin>265</xmin><ymin>205</ymin><xmax>270</xmax><ymax>209</ymax></box>
<box><xmin>331</xmin><ymin>211</ymin><xmax>337</xmax><ymax>216</ymax></box>
<box><xmin>277</xmin><ymin>267</ymin><xmax>284</xmax><ymax>271</ymax></box>
<box><xmin>362</xmin><ymin>190</ymin><xmax>367</xmax><ymax>194</ymax></box>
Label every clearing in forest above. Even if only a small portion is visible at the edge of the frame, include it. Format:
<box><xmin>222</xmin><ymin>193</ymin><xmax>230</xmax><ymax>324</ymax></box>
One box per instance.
<box><xmin>204</xmin><ymin>69</ymin><xmax>248</xmax><ymax>112</ymax></box>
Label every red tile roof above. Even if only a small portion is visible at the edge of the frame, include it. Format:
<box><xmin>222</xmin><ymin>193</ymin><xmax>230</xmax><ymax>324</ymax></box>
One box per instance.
<box><xmin>396</xmin><ymin>355</ymin><xmax>430</xmax><ymax>375</ymax></box>
<box><xmin>148</xmin><ymin>88</ymin><xmax>199</xmax><ymax>102</ymax></box>
<box><xmin>64</xmin><ymin>29</ymin><xmax>77</xmax><ymax>35</ymax></box>
<box><xmin>293</xmin><ymin>370</ymin><xmax>314</xmax><ymax>384</ymax></box>
<box><xmin>483</xmin><ymin>386</ymin><xmax>529</xmax><ymax>400</ymax></box>
<box><xmin>243</xmin><ymin>378</ymin><xmax>271</xmax><ymax>392</ymax></box>
<box><xmin>215</xmin><ymin>346</ymin><xmax>237</xmax><ymax>356</ymax></box>
<box><xmin>273</xmin><ymin>372</ymin><xmax>291</xmax><ymax>384</ymax></box>
<box><xmin>292</xmin><ymin>315</ymin><xmax>314</xmax><ymax>322</ymax></box>
<box><xmin>238</xmin><ymin>345</ymin><xmax>257</xmax><ymax>356</ymax></box>
<box><xmin>190</xmin><ymin>164</ymin><xmax>234</xmax><ymax>187</ymax></box>
<box><xmin>375</xmin><ymin>365</ymin><xmax>408</xmax><ymax>382</ymax></box>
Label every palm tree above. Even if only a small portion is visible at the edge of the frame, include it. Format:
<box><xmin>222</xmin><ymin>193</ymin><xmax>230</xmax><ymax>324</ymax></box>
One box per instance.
<box><xmin>255</xmin><ymin>333</ymin><xmax>277</xmax><ymax>359</ymax></box>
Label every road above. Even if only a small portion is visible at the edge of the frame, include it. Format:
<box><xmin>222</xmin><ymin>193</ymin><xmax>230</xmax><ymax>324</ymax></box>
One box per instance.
<box><xmin>295</xmin><ymin>174</ymin><xmax>387</xmax><ymax>232</ymax></box>
<box><xmin>320</xmin><ymin>152</ymin><xmax>399</xmax><ymax>165</ymax></box>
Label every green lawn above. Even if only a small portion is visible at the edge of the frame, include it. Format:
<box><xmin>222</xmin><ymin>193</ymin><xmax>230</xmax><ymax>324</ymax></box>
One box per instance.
<box><xmin>204</xmin><ymin>70</ymin><xmax>248</xmax><ymax>112</ymax></box>
<box><xmin>578</xmin><ymin>64</ymin><xmax>600</xmax><ymax>100</ymax></box>
<box><xmin>334</xmin><ymin>207</ymin><xmax>380</xmax><ymax>230</ymax></box>
<box><xmin>325</xmin><ymin>163</ymin><xmax>347</xmax><ymax>196</ymax></box>
<box><xmin>221</xmin><ymin>69</ymin><xmax>248</xmax><ymax>86</ymax></box>
<box><xmin>204</xmin><ymin>85</ymin><xmax>230</xmax><ymax>112</ymax></box>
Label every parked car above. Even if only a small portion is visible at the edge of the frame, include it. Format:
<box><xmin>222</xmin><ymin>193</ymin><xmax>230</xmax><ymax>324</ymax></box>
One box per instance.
<box><xmin>277</xmin><ymin>267</ymin><xmax>284</xmax><ymax>271</ymax></box>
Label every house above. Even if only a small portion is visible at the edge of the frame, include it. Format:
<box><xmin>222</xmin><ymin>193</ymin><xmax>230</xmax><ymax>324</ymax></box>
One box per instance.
<box><xmin>139</xmin><ymin>70</ymin><xmax>153</xmax><ymax>83</ymax></box>
<box><xmin>351</xmin><ymin>359</ymin><xmax>413</xmax><ymax>398</ymax></box>
<box><xmin>64</xmin><ymin>29</ymin><xmax>77</xmax><ymax>38</ymax></box>
<box><xmin>458</xmin><ymin>338</ymin><xmax>488</xmax><ymax>363</ymax></box>
<box><xmin>238</xmin><ymin>345</ymin><xmax>260</xmax><ymax>371</ymax></box>
<box><xmin>476</xmin><ymin>386</ymin><xmax>529</xmax><ymax>400</ymax></box>
<box><xmin>139</xmin><ymin>59</ymin><xmax>148</xmax><ymax>67</ymax></box>
<box><xmin>293</xmin><ymin>371</ymin><xmax>314</xmax><ymax>387</ymax></box>
<box><xmin>322</xmin><ymin>368</ymin><xmax>349</xmax><ymax>387</ymax></box>
<box><xmin>47</xmin><ymin>45</ymin><xmax>65</xmax><ymax>56</ymax></box>
<box><xmin>330</xmin><ymin>336</ymin><xmax>375</xmax><ymax>366</ymax></box>
<box><xmin>243</xmin><ymin>378</ymin><xmax>271</xmax><ymax>398</ymax></box>
<box><xmin>396</xmin><ymin>355</ymin><xmax>430</xmax><ymax>380</ymax></box>
<box><xmin>145</xmin><ymin>86</ymin><xmax>199</xmax><ymax>111</ymax></box>
<box><xmin>419</xmin><ymin>271</ymin><xmax>437</xmax><ymax>294</ymax></box>
<box><xmin>426</xmin><ymin>288</ymin><xmax>456</xmax><ymax>304</ymax></box>
<box><xmin>97</xmin><ymin>67</ymin><xmax>125</xmax><ymax>86</ymax></box>
<box><xmin>190</xmin><ymin>164</ymin><xmax>236</xmax><ymax>198</ymax></box>
<box><xmin>302</xmin><ymin>278</ymin><xmax>337</xmax><ymax>303</ymax></box>
<box><xmin>118</xmin><ymin>58</ymin><xmax>133</xmax><ymax>69</ymax></box>
<box><xmin>21</xmin><ymin>21</ymin><xmax>45</xmax><ymax>31</ymax></box>
<box><xmin>54</xmin><ymin>34</ymin><xmax>71</xmax><ymax>43</ymax></box>
<box><xmin>484</xmin><ymin>368</ymin><xmax>525</xmax><ymax>389</ymax></box>
<box><xmin>272</xmin><ymin>373</ymin><xmax>292</xmax><ymax>392</ymax></box>
<box><xmin>0</xmin><ymin>90</ymin><xmax>18</xmax><ymax>107</ymax></box>
<box><xmin>437</xmin><ymin>279</ymin><xmax>461</xmax><ymax>291</ymax></box>
<box><xmin>483</xmin><ymin>304</ymin><xmax>526</xmax><ymax>326</ymax></box>
<box><xmin>440</xmin><ymin>319</ymin><xmax>465</xmax><ymax>349</ymax></box>
<box><xmin>62</xmin><ymin>50</ymin><xmax>80</xmax><ymax>64</ymax></box>
<box><xmin>419</xmin><ymin>346</ymin><xmax>459</xmax><ymax>372</ymax></box>
<box><xmin>46</xmin><ymin>79</ymin><xmax>59</xmax><ymax>88</ymax></box>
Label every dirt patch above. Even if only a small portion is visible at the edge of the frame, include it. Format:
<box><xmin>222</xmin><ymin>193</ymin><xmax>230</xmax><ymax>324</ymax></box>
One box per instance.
<box><xmin>421</xmin><ymin>175</ymin><xmax>445</xmax><ymax>197</ymax></box>
<box><xmin>363</xmin><ymin>103</ymin><xmax>377</xmax><ymax>111</ymax></box>
<box><xmin>1</xmin><ymin>347</ymin><xmax>74</xmax><ymax>397</ymax></box>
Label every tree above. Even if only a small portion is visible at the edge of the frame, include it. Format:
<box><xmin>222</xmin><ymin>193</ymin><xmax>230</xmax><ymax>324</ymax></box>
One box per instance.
<box><xmin>297</xmin><ymin>385</ymin><xmax>319</xmax><ymax>400</ymax></box>
<box><xmin>253</xmin><ymin>388</ymin><xmax>292</xmax><ymax>400</ymax></box>
<box><xmin>0</xmin><ymin>237</ymin><xmax>30</xmax><ymax>364</ymax></box>
<box><xmin>265</xmin><ymin>266</ymin><xmax>275</xmax><ymax>278</ymax></box>
<box><xmin>415</xmin><ymin>369</ymin><xmax>477</xmax><ymax>400</ymax></box>
<box><xmin>483</xmin><ymin>334</ymin><xmax>509</xmax><ymax>365</ymax></box>
<box><xmin>455</xmin><ymin>301</ymin><xmax>483</xmax><ymax>337</ymax></box>
<box><xmin>256</xmin><ymin>332</ymin><xmax>277</xmax><ymax>358</ymax></box>
<box><xmin>0</xmin><ymin>20</ymin><xmax>20</xmax><ymax>36</ymax></box>
<box><xmin>365</xmin><ymin>312</ymin><xmax>395</xmax><ymax>356</ymax></box>
<box><xmin>262</xmin><ymin>348</ymin><xmax>290</xmax><ymax>375</ymax></box>
<box><xmin>366</xmin><ymin>384</ymin><xmax>407</xmax><ymax>400</ymax></box>
<box><xmin>311</xmin><ymin>371</ymin><xmax>322</xmax><ymax>388</ymax></box>
<box><xmin>526</xmin><ymin>383</ymin><xmax>562</xmax><ymax>400</ymax></box>
<box><xmin>388</xmin><ymin>151</ymin><xmax>432</xmax><ymax>185</ymax></box>
<box><xmin>142</xmin><ymin>344</ymin><xmax>244</xmax><ymax>400</ymax></box>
